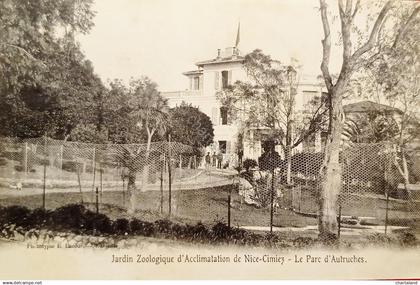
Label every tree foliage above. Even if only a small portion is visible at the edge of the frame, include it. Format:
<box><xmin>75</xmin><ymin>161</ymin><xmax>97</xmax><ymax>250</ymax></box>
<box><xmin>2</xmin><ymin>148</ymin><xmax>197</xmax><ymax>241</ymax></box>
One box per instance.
<box><xmin>0</xmin><ymin>0</ymin><xmax>99</xmax><ymax>140</ymax></box>
<box><xmin>217</xmin><ymin>49</ymin><xmax>327</xmax><ymax>183</ymax></box>
<box><xmin>169</xmin><ymin>103</ymin><xmax>214</xmax><ymax>150</ymax></box>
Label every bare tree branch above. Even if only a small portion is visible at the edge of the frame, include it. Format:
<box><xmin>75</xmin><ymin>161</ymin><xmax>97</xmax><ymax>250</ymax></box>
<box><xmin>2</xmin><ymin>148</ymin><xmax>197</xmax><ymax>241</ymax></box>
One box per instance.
<box><xmin>339</xmin><ymin>0</ymin><xmax>353</xmax><ymax>63</ymax></box>
<box><xmin>320</xmin><ymin>0</ymin><xmax>334</xmax><ymax>91</ymax></box>
<box><xmin>351</xmin><ymin>0</ymin><xmax>361</xmax><ymax>21</ymax></box>
<box><xmin>351</xmin><ymin>1</ymin><xmax>394</xmax><ymax>61</ymax></box>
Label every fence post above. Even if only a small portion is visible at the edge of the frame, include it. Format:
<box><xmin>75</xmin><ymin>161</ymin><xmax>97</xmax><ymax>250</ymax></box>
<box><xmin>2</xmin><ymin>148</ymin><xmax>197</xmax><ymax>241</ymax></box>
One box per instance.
<box><xmin>298</xmin><ymin>185</ymin><xmax>302</xmax><ymax>212</ymax></box>
<box><xmin>168</xmin><ymin>134</ymin><xmax>172</xmax><ymax>218</ymax></box>
<box><xmin>43</xmin><ymin>163</ymin><xmax>46</xmax><ymax>210</ymax></box>
<box><xmin>179</xmin><ymin>155</ymin><xmax>182</xmax><ymax>169</ymax></box>
<box><xmin>42</xmin><ymin>137</ymin><xmax>47</xmax><ymax>210</ymax></box>
<box><xmin>60</xmin><ymin>144</ymin><xmax>64</xmax><ymax>170</ymax></box>
<box><xmin>163</xmin><ymin>154</ymin><xmax>167</xmax><ymax>173</ymax></box>
<box><xmin>270</xmin><ymin>167</ymin><xmax>275</xmax><ymax>233</ymax></box>
<box><xmin>77</xmin><ymin>165</ymin><xmax>83</xmax><ymax>204</ymax></box>
<box><xmin>228</xmin><ymin>186</ymin><xmax>232</xmax><ymax>229</ymax></box>
<box><xmin>338</xmin><ymin>204</ymin><xmax>342</xmax><ymax>239</ymax></box>
<box><xmin>91</xmin><ymin>147</ymin><xmax>96</xmax><ymax>201</ymax></box>
<box><xmin>385</xmin><ymin>192</ymin><xmax>389</xmax><ymax>235</ymax></box>
<box><xmin>160</xmin><ymin>158</ymin><xmax>164</xmax><ymax>214</ymax></box>
<box><xmin>100</xmin><ymin>168</ymin><xmax>103</xmax><ymax>203</ymax></box>
<box><xmin>92</xmin><ymin>147</ymin><xmax>96</xmax><ymax>169</ymax></box>
<box><xmin>24</xmin><ymin>142</ymin><xmax>28</xmax><ymax>174</ymax></box>
<box><xmin>194</xmin><ymin>155</ymin><xmax>197</xmax><ymax>169</ymax></box>
<box><xmin>122</xmin><ymin>176</ymin><xmax>125</xmax><ymax>207</ymax></box>
<box><xmin>96</xmin><ymin>186</ymin><xmax>99</xmax><ymax>214</ymax></box>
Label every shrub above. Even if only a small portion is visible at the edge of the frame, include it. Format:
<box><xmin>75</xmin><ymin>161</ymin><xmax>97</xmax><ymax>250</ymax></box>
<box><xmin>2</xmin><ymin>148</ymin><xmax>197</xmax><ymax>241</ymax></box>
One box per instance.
<box><xmin>229</xmin><ymin>228</ymin><xmax>249</xmax><ymax>244</ymax></box>
<box><xmin>154</xmin><ymin>219</ymin><xmax>174</xmax><ymax>236</ymax></box>
<box><xmin>397</xmin><ymin>232</ymin><xmax>417</xmax><ymax>247</ymax></box>
<box><xmin>243</xmin><ymin>159</ymin><xmax>258</xmax><ymax>172</ymax></box>
<box><xmin>0</xmin><ymin>158</ymin><xmax>7</xmax><ymax>166</ymax></box>
<box><xmin>113</xmin><ymin>218</ymin><xmax>130</xmax><ymax>235</ymax></box>
<box><xmin>0</xmin><ymin>205</ymin><xmax>31</xmax><ymax>226</ymax></box>
<box><xmin>366</xmin><ymin>233</ymin><xmax>395</xmax><ymax>245</ymax></box>
<box><xmin>27</xmin><ymin>208</ymin><xmax>51</xmax><ymax>226</ymax></box>
<box><xmin>50</xmin><ymin>204</ymin><xmax>86</xmax><ymax>230</ymax></box>
<box><xmin>14</xmin><ymin>165</ymin><xmax>25</xmax><ymax>172</ymax></box>
<box><xmin>211</xmin><ymin>221</ymin><xmax>231</xmax><ymax>240</ymax></box>
<box><xmin>264</xmin><ymin>233</ymin><xmax>282</xmax><ymax>247</ymax></box>
<box><xmin>171</xmin><ymin>223</ymin><xmax>187</xmax><ymax>239</ymax></box>
<box><xmin>129</xmin><ymin>219</ymin><xmax>155</xmax><ymax>237</ymax></box>
<box><xmin>84</xmin><ymin>212</ymin><xmax>113</xmax><ymax>234</ymax></box>
<box><xmin>184</xmin><ymin>222</ymin><xmax>210</xmax><ymax>241</ymax></box>
<box><xmin>292</xmin><ymin>236</ymin><xmax>316</xmax><ymax>248</ymax></box>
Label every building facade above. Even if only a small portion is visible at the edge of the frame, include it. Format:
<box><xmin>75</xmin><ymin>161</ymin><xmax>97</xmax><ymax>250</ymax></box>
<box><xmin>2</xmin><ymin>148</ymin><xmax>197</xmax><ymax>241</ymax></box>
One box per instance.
<box><xmin>162</xmin><ymin>47</ymin><xmax>324</xmax><ymax>166</ymax></box>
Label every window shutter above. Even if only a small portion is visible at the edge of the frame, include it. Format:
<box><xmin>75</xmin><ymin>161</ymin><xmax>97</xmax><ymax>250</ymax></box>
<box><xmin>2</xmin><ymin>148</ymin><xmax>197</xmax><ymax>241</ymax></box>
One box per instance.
<box><xmin>212</xmin><ymin>107</ymin><xmax>219</xmax><ymax>126</ymax></box>
<box><xmin>189</xmin><ymin>78</ymin><xmax>193</xmax><ymax>90</ymax></box>
<box><xmin>199</xmin><ymin>76</ymin><xmax>203</xmax><ymax>91</ymax></box>
<box><xmin>214</xmin><ymin>72</ymin><xmax>219</xmax><ymax>90</ymax></box>
<box><xmin>228</xmin><ymin>70</ymin><xmax>232</xmax><ymax>85</ymax></box>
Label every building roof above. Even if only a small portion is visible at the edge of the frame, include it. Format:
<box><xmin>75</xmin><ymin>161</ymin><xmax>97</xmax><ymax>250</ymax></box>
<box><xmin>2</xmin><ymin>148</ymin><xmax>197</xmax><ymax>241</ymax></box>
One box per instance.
<box><xmin>195</xmin><ymin>55</ymin><xmax>245</xmax><ymax>67</ymax></box>
<box><xmin>343</xmin><ymin>100</ymin><xmax>402</xmax><ymax>114</ymax></box>
<box><xmin>182</xmin><ymin>70</ymin><xmax>203</xmax><ymax>76</ymax></box>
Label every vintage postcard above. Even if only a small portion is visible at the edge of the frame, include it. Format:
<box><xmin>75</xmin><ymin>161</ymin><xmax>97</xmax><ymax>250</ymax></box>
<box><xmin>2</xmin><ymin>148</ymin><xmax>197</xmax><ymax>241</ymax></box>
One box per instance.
<box><xmin>0</xmin><ymin>0</ymin><xmax>419</xmax><ymax>282</ymax></box>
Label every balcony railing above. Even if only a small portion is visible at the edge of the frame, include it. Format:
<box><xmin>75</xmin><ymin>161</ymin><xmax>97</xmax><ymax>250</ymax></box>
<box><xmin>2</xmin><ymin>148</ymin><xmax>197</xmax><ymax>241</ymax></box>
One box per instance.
<box><xmin>161</xmin><ymin>90</ymin><xmax>203</xmax><ymax>98</ymax></box>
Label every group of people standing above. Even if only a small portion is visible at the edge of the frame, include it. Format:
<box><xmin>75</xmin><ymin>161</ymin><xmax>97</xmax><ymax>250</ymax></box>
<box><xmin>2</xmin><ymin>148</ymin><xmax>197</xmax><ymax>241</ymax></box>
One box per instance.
<box><xmin>205</xmin><ymin>152</ymin><xmax>224</xmax><ymax>169</ymax></box>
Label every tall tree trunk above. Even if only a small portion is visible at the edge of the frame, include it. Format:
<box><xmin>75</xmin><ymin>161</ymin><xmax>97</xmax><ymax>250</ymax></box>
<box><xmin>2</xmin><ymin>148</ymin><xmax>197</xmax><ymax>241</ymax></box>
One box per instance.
<box><xmin>393</xmin><ymin>147</ymin><xmax>411</xmax><ymax>199</ymax></box>
<box><xmin>318</xmin><ymin>88</ymin><xmax>344</xmax><ymax>242</ymax></box>
<box><xmin>285</xmin><ymin>145</ymin><xmax>292</xmax><ymax>185</ymax></box>
<box><xmin>318</xmin><ymin>0</ymin><xmax>395</xmax><ymax>243</ymax></box>
<box><xmin>127</xmin><ymin>164</ymin><xmax>137</xmax><ymax>214</ymax></box>
<box><xmin>129</xmin><ymin>133</ymin><xmax>153</xmax><ymax>214</ymax></box>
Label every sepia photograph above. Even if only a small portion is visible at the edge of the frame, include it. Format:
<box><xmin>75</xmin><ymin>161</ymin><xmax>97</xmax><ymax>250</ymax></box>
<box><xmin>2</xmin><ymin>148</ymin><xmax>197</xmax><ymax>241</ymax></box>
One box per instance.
<box><xmin>0</xmin><ymin>0</ymin><xmax>419</xmax><ymax>282</ymax></box>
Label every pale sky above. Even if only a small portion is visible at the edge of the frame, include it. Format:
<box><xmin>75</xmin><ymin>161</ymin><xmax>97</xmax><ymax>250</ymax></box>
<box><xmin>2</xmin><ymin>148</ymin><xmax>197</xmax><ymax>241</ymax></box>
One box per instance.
<box><xmin>78</xmin><ymin>0</ymin><xmax>344</xmax><ymax>92</ymax></box>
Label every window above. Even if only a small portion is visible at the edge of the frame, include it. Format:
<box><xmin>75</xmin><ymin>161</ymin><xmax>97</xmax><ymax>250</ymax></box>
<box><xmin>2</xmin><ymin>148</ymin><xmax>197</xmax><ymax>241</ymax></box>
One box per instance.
<box><xmin>220</xmin><ymin>107</ymin><xmax>228</xmax><ymax>125</ymax></box>
<box><xmin>214</xmin><ymin>72</ymin><xmax>220</xmax><ymax>90</ymax></box>
<box><xmin>219</xmin><ymin>141</ymin><xmax>227</xmax><ymax>154</ymax></box>
<box><xmin>221</xmin><ymin>70</ymin><xmax>229</xmax><ymax>89</ymax></box>
<box><xmin>193</xmin><ymin>76</ymin><xmax>200</xmax><ymax>90</ymax></box>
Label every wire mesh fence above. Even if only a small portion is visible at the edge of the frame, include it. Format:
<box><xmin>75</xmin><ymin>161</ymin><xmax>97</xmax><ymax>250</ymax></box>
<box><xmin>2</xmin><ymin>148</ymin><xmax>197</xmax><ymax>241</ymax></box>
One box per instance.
<box><xmin>1</xmin><ymin>137</ymin><xmax>419</xmax><ymax>239</ymax></box>
<box><xmin>232</xmin><ymin>142</ymin><xmax>420</xmax><ymax>238</ymax></box>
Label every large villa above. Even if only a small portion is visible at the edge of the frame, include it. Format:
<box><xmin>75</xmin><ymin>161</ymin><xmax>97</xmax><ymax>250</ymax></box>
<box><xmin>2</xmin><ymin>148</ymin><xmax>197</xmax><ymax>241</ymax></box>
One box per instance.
<box><xmin>162</xmin><ymin>45</ymin><xmax>325</xmax><ymax>165</ymax></box>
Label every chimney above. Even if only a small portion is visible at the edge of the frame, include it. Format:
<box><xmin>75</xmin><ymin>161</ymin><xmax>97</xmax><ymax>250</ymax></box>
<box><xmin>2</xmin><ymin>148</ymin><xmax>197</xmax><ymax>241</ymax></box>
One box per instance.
<box><xmin>232</xmin><ymin>47</ymin><xmax>237</xmax><ymax>59</ymax></box>
<box><xmin>217</xmin><ymin>49</ymin><xmax>221</xmax><ymax>59</ymax></box>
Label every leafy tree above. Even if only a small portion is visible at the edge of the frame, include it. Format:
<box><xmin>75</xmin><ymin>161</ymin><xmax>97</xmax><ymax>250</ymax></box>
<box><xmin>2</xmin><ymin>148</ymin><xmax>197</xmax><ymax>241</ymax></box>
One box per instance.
<box><xmin>363</xmin><ymin>4</ymin><xmax>420</xmax><ymax>191</ymax></box>
<box><xmin>104</xmin><ymin>77</ymin><xmax>169</xmax><ymax>213</ymax></box>
<box><xmin>0</xmin><ymin>0</ymin><xmax>98</xmax><ymax>139</ymax></box>
<box><xmin>217</xmin><ymin>50</ymin><xmax>327</xmax><ymax>184</ymax></box>
<box><xmin>318</xmin><ymin>0</ymin><xmax>419</xmax><ymax>242</ymax></box>
<box><xmin>343</xmin><ymin>110</ymin><xmax>400</xmax><ymax>143</ymax></box>
<box><xmin>169</xmin><ymin>102</ymin><xmax>214</xmax><ymax>151</ymax></box>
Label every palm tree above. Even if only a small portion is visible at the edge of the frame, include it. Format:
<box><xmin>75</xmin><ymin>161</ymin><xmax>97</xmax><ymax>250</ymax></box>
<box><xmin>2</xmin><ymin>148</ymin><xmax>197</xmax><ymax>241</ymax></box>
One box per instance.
<box><xmin>126</xmin><ymin>77</ymin><xmax>169</xmax><ymax>214</ymax></box>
